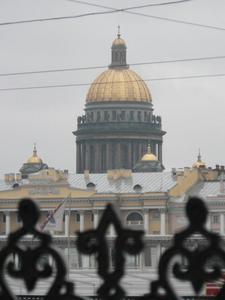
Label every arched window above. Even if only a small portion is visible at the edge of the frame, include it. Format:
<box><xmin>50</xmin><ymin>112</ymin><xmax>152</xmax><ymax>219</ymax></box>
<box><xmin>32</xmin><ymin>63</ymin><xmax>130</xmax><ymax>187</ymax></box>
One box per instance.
<box><xmin>133</xmin><ymin>184</ymin><xmax>142</xmax><ymax>193</ymax></box>
<box><xmin>86</xmin><ymin>182</ymin><xmax>96</xmax><ymax>190</ymax></box>
<box><xmin>126</xmin><ymin>212</ymin><xmax>143</xmax><ymax>225</ymax></box>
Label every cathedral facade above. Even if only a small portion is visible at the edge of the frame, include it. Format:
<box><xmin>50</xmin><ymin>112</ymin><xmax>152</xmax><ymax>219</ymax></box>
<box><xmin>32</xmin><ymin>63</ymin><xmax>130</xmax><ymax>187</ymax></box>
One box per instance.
<box><xmin>74</xmin><ymin>32</ymin><xmax>165</xmax><ymax>173</ymax></box>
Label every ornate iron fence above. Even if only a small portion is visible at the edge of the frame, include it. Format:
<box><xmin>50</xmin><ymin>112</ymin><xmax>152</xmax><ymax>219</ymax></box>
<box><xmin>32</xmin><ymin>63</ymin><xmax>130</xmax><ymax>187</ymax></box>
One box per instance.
<box><xmin>16</xmin><ymin>297</ymin><xmax>213</xmax><ymax>300</ymax></box>
<box><xmin>0</xmin><ymin>197</ymin><xmax>225</xmax><ymax>299</ymax></box>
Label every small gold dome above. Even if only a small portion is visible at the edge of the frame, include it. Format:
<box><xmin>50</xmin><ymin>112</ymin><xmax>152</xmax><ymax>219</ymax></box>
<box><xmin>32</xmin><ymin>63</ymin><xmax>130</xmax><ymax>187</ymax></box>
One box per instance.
<box><xmin>27</xmin><ymin>144</ymin><xmax>43</xmax><ymax>164</ymax></box>
<box><xmin>112</xmin><ymin>25</ymin><xmax>126</xmax><ymax>47</ymax></box>
<box><xmin>192</xmin><ymin>151</ymin><xmax>206</xmax><ymax>168</ymax></box>
<box><xmin>141</xmin><ymin>145</ymin><xmax>158</xmax><ymax>161</ymax></box>
<box><xmin>86</xmin><ymin>69</ymin><xmax>152</xmax><ymax>103</ymax></box>
<box><xmin>112</xmin><ymin>37</ymin><xmax>126</xmax><ymax>47</ymax></box>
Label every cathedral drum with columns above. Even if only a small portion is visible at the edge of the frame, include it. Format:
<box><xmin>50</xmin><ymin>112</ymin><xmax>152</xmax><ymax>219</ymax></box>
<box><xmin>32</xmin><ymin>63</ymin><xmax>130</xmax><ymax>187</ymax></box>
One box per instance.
<box><xmin>74</xmin><ymin>31</ymin><xmax>165</xmax><ymax>173</ymax></box>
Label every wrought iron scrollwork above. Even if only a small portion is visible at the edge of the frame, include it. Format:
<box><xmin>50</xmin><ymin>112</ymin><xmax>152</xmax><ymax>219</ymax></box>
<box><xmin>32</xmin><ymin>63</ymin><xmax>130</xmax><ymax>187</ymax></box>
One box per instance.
<box><xmin>0</xmin><ymin>198</ymin><xmax>82</xmax><ymax>300</ymax></box>
<box><xmin>2</xmin><ymin>196</ymin><xmax>225</xmax><ymax>300</ymax></box>
<box><xmin>144</xmin><ymin>197</ymin><xmax>225</xmax><ymax>300</ymax></box>
<box><xmin>77</xmin><ymin>204</ymin><xmax>144</xmax><ymax>300</ymax></box>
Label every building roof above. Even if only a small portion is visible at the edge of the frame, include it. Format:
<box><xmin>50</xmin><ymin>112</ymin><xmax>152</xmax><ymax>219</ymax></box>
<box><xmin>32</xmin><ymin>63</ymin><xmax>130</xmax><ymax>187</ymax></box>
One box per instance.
<box><xmin>189</xmin><ymin>181</ymin><xmax>225</xmax><ymax>198</ymax></box>
<box><xmin>68</xmin><ymin>172</ymin><xmax>176</xmax><ymax>193</ymax></box>
<box><xmin>0</xmin><ymin>172</ymin><xmax>177</xmax><ymax>194</ymax></box>
<box><xmin>0</xmin><ymin>180</ymin><xmax>12</xmax><ymax>191</ymax></box>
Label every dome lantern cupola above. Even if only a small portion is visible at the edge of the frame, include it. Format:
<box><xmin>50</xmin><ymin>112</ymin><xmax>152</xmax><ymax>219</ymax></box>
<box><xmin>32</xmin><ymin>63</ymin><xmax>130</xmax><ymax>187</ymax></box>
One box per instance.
<box><xmin>141</xmin><ymin>144</ymin><xmax>158</xmax><ymax>162</ymax></box>
<box><xmin>110</xmin><ymin>26</ymin><xmax>128</xmax><ymax>69</ymax></box>
<box><xmin>20</xmin><ymin>144</ymin><xmax>48</xmax><ymax>178</ymax></box>
<box><xmin>133</xmin><ymin>144</ymin><xmax>164</xmax><ymax>173</ymax></box>
<box><xmin>193</xmin><ymin>150</ymin><xmax>206</xmax><ymax>169</ymax></box>
<box><xmin>27</xmin><ymin>143</ymin><xmax>43</xmax><ymax>164</ymax></box>
<box><xmin>86</xmin><ymin>29</ymin><xmax>152</xmax><ymax>103</ymax></box>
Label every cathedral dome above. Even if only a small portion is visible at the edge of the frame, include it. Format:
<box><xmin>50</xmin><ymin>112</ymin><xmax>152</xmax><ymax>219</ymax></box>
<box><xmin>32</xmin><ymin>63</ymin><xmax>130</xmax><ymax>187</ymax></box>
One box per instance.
<box><xmin>112</xmin><ymin>36</ymin><xmax>126</xmax><ymax>47</ymax></box>
<box><xmin>86</xmin><ymin>69</ymin><xmax>152</xmax><ymax>103</ymax></box>
<box><xmin>86</xmin><ymin>30</ymin><xmax>152</xmax><ymax>104</ymax></box>
<box><xmin>20</xmin><ymin>144</ymin><xmax>48</xmax><ymax>179</ymax></box>
<box><xmin>27</xmin><ymin>144</ymin><xmax>43</xmax><ymax>164</ymax></box>
<box><xmin>141</xmin><ymin>145</ymin><xmax>158</xmax><ymax>162</ymax></box>
<box><xmin>192</xmin><ymin>151</ymin><xmax>206</xmax><ymax>169</ymax></box>
<box><xmin>133</xmin><ymin>145</ymin><xmax>164</xmax><ymax>173</ymax></box>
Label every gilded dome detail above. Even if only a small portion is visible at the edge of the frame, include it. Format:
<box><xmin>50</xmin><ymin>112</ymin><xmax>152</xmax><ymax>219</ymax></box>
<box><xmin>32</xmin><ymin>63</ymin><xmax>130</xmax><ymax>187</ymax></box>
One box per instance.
<box><xmin>86</xmin><ymin>31</ymin><xmax>152</xmax><ymax>104</ymax></box>
<box><xmin>192</xmin><ymin>151</ymin><xmax>206</xmax><ymax>169</ymax></box>
<box><xmin>141</xmin><ymin>145</ymin><xmax>158</xmax><ymax>162</ymax></box>
<box><xmin>112</xmin><ymin>35</ymin><xmax>126</xmax><ymax>47</ymax></box>
<box><xmin>86</xmin><ymin>69</ymin><xmax>152</xmax><ymax>103</ymax></box>
<box><xmin>112</xmin><ymin>25</ymin><xmax>126</xmax><ymax>47</ymax></box>
<box><xmin>27</xmin><ymin>144</ymin><xmax>43</xmax><ymax>164</ymax></box>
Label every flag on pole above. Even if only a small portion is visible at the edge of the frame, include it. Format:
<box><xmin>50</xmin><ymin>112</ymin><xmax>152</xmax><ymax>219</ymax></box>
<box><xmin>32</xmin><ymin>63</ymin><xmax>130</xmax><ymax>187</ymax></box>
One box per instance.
<box><xmin>39</xmin><ymin>195</ymin><xmax>70</xmax><ymax>232</ymax></box>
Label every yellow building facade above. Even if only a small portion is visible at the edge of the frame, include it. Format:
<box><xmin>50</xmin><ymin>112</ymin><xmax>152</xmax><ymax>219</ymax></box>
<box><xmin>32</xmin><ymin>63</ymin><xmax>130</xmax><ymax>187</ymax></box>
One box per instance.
<box><xmin>1</xmin><ymin>147</ymin><xmax>225</xmax><ymax>270</ymax></box>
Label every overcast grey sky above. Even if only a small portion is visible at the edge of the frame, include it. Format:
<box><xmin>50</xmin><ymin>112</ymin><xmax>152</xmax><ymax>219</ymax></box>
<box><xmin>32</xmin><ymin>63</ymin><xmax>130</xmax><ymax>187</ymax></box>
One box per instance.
<box><xmin>0</xmin><ymin>0</ymin><xmax>225</xmax><ymax>177</ymax></box>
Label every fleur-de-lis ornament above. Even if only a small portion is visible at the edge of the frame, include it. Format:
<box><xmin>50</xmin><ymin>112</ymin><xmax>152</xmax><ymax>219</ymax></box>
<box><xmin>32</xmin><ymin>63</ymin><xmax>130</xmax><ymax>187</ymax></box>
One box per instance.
<box><xmin>77</xmin><ymin>204</ymin><xmax>144</xmax><ymax>300</ymax></box>
<box><xmin>144</xmin><ymin>197</ymin><xmax>225</xmax><ymax>300</ymax></box>
<box><xmin>0</xmin><ymin>198</ymin><xmax>83</xmax><ymax>300</ymax></box>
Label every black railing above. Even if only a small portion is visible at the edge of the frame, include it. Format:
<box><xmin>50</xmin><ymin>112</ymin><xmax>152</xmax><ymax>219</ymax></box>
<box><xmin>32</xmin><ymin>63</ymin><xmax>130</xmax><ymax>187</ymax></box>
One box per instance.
<box><xmin>17</xmin><ymin>297</ymin><xmax>214</xmax><ymax>300</ymax></box>
<box><xmin>1</xmin><ymin>197</ymin><xmax>225</xmax><ymax>299</ymax></box>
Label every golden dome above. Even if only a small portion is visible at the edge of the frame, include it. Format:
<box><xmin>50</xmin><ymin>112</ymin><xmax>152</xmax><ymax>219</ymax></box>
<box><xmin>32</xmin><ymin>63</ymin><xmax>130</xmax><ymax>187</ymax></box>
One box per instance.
<box><xmin>112</xmin><ymin>37</ymin><xmax>126</xmax><ymax>47</ymax></box>
<box><xmin>141</xmin><ymin>145</ymin><xmax>158</xmax><ymax>162</ymax></box>
<box><xmin>86</xmin><ymin>30</ymin><xmax>152</xmax><ymax>104</ymax></box>
<box><xmin>86</xmin><ymin>69</ymin><xmax>152</xmax><ymax>103</ymax></box>
<box><xmin>192</xmin><ymin>151</ymin><xmax>206</xmax><ymax>168</ymax></box>
<box><xmin>27</xmin><ymin>144</ymin><xmax>43</xmax><ymax>164</ymax></box>
<box><xmin>112</xmin><ymin>26</ymin><xmax>126</xmax><ymax>47</ymax></box>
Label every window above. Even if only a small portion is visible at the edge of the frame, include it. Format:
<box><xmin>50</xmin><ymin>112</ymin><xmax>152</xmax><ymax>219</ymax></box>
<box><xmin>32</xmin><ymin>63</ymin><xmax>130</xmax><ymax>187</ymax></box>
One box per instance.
<box><xmin>153</xmin><ymin>230</ymin><xmax>160</xmax><ymax>234</ymax></box>
<box><xmin>86</xmin><ymin>182</ymin><xmax>96</xmax><ymax>189</ymax></box>
<box><xmin>96</xmin><ymin>111</ymin><xmax>101</xmax><ymax>121</ymax></box>
<box><xmin>144</xmin><ymin>111</ymin><xmax>147</xmax><ymax>121</ymax></box>
<box><xmin>126</xmin><ymin>212</ymin><xmax>143</xmax><ymax>225</ymax></box>
<box><xmin>17</xmin><ymin>213</ymin><xmax>21</xmax><ymax>223</ymax></box>
<box><xmin>212</xmin><ymin>214</ymin><xmax>219</xmax><ymax>224</ymax></box>
<box><xmin>112</xmin><ymin>111</ymin><xmax>117</xmax><ymax>120</ymax></box>
<box><xmin>137</xmin><ymin>111</ymin><xmax>142</xmax><ymax>121</ymax></box>
<box><xmin>76</xmin><ymin>213</ymin><xmax>80</xmax><ymax>223</ymax></box>
<box><xmin>152</xmin><ymin>210</ymin><xmax>160</xmax><ymax>219</ymax></box>
<box><xmin>120</xmin><ymin>111</ymin><xmax>125</xmax><ymax>120</ymax></box>
<box><xmin>144</xmin><ymin>247</ymin><xmax>151</xmax><ymax>267</ymax></box>
<box><xmin>133</xmin><ymin>184</ymin><xmax>142</xmax><ymax>193</ymax></box>
<box><xmin>2</xmin><ymin>213</ymin><xmax>6</xmax><ymax>223</ymax></box>
<box><xmin>104</xmin><ymin>111</ymin><xmax>108</xmax><ymax>121</ymax></box>
<box><xmin>129</xmin><ymin>111</ymin><xmax>134</xmax><ymax>120</ymax></box>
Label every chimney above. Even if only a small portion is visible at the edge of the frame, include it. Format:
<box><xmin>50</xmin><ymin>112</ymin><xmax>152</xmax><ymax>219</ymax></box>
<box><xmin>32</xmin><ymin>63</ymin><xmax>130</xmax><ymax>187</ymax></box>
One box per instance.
<box><xmin>84</xmin><ymin>170</ymin><xmax>90</xmax><ymax>180</ymax></box>
<box><xmin>15</xmin><ymin>173</ymin><xmax>22</xmax><ymax>182</ymax></box>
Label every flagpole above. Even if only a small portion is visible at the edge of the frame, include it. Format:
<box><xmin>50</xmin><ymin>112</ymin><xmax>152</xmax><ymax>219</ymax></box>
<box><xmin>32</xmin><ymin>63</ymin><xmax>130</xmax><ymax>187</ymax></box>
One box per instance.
<box><xmin>67</xmin><ymin>193</ymin><xmax>71</xmax><ymax>280</ymax></box>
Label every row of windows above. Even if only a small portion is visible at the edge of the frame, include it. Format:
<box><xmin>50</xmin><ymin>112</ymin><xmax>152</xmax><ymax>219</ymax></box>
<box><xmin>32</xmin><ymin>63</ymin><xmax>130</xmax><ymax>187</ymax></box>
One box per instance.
<box><xmin>0</xmin><ymin>211</ymin><xmax>161</xmax><ymax>225</ymax></box>
<box><xmin>86</xmin><ymin>110</ymin><xmax>152</xmax><ymax>123</ymax></box>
